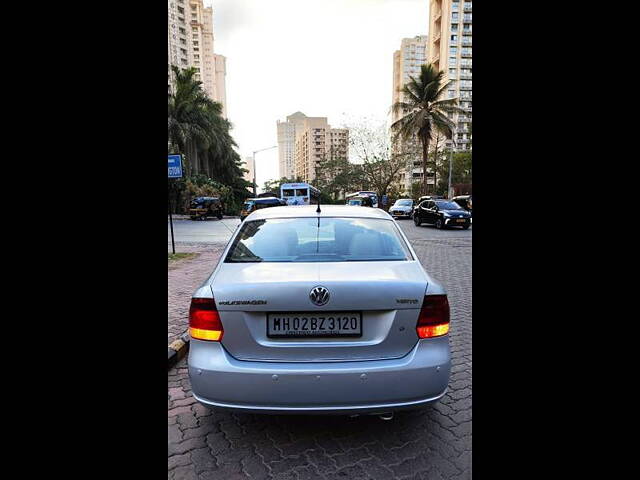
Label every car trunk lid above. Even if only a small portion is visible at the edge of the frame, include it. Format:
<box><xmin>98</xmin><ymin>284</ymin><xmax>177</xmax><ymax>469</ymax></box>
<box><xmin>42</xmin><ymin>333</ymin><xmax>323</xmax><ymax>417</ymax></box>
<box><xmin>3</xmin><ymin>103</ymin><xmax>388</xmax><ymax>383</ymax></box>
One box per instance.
<box><xmin>212</xmin><ymin>261</ymin><xmax>427</xmax><ymax>362</ymax></box>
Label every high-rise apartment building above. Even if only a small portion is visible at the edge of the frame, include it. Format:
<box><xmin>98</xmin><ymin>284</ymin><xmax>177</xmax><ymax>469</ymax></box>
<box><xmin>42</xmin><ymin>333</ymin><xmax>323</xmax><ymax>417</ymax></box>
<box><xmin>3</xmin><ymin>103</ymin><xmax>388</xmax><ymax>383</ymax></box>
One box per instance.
<box><xmin>276</xmin><ymin>112</ymin><xmax>308</xmax><ymax>179</ymax></box>
<box><xmin>213</xmin><ymin>54</ymin><xmax>227</xmax><ymax>118</ymax></box>
<box><xmin>242</xmin><ymin>156</ymin><xmax>254</xmax><ymax>185</ymax></box>
<box><xmin>168</xmin><ymin>0</ymin><xmax>228</xmax><ymax>117</ymax></box>
<box><xmin>292</xmin><ymin>116</ymin><xmax>349</xmax><ymax>184</ymax></box>
<box><xmin>391</xmin><ymin>35</ymin><xmax>429</xmax><ymax>193</ymax></box>
<box><xmin>427</xmin><ymin>0</ymin><xmax>472</xmax><ymax>150</ymax></box>
<box><xmin>168</xmin><ymin>0</ymin><xmax>190</xmax><ymax>95</ymax></box>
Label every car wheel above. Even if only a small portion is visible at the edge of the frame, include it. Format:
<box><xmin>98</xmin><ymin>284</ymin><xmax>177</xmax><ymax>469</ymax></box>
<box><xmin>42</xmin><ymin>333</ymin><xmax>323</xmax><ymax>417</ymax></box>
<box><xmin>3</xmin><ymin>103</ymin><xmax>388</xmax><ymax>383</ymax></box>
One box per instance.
<box><xmin>463</xmin><ymin>224</ymin><xmax>470</xmax><ymax>230</ymax></box>
<box><xmin>217</xmin><ymin>212</ymin><xmax>223</xmax><ymax>220</ymax></box>
<box><xmin>435</xmin><ymin>218</ymin><xmax>443</xmax><ymax>229</ymax></box>
<box><xmin>414</xmin><ymin>215</ymin><xmax>422</xmax><ymax>226</ymax></box>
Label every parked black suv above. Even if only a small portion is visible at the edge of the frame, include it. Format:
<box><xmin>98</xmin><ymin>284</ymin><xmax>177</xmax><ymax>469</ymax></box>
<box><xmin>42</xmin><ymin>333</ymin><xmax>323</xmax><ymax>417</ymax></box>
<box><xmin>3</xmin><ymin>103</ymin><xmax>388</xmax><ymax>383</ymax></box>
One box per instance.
<box><xmin>413</xmin><ymin>199</ymin><xmax>471</xmax><ymax>229</ymax></box>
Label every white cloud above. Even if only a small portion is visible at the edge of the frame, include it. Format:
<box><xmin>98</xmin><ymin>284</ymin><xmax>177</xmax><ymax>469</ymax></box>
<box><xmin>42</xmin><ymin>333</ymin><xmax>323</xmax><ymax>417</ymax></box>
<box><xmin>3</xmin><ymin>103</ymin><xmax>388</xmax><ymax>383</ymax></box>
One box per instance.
<box><xmin>211</xmin><ymin>0</ymin><xmax>428</xmax><ymax>191</ymax></box>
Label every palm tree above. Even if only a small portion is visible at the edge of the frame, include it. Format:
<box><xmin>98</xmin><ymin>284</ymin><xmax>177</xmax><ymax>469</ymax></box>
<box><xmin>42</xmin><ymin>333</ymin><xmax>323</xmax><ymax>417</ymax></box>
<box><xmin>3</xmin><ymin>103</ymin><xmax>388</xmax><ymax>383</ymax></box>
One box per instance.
<box><xmin>391</xmin><ymin>63</ymin><xmax>465</xmax><ymax>195</ymax></box>
<box><xmin>168</xmin><ymin>66</ymin><xmax>220</xmax><ymax>176</ymax></box>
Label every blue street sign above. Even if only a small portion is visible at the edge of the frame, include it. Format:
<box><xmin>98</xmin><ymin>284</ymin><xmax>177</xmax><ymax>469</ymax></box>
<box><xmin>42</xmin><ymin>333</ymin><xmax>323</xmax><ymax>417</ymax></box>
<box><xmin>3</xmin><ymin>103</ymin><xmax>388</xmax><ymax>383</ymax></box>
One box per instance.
<box><xmin>168</xmin><ymin>154</ymin><xmax>183</xmax><ymax>178</ymax></box>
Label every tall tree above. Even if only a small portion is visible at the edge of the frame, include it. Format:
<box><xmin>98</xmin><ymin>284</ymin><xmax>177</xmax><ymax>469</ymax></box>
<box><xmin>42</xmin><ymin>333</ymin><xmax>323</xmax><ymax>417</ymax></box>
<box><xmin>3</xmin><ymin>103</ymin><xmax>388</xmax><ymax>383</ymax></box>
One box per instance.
<box><xmin>391</xmin><ymin>63</ymin><xmax>465</xmax><ymax>195</ymax></box>
<box><xmin>168</xmin><ymin>66</ymin><xmax>219</xmax><ymax>176</ymax></box>
<box><xmin>348</xmin><ymin>119</ymin><xmax>405</xmax><ymax>199</ymax></box>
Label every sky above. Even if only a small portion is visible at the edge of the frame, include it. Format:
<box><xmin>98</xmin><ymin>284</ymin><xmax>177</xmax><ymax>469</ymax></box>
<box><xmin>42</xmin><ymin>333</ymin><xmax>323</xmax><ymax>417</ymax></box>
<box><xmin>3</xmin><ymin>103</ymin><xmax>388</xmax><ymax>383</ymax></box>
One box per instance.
<box><xmin>207</xmin><ymin>0</ymin><xmax>429</xmax><ymax>192</ymax></box>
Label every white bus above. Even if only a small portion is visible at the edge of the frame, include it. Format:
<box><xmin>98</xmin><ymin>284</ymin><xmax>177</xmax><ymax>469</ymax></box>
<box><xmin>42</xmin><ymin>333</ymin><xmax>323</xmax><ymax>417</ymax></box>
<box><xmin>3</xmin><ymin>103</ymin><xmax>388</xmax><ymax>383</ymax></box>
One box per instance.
<box><xmin>345</xmin><ymin>191</ymin><xmax>379</xmax><ymax>208</ymax></box>
<box><xmin>280</xmin><ymin>183</ymin><xmax>321</xmax><ymax>206</ymax></box>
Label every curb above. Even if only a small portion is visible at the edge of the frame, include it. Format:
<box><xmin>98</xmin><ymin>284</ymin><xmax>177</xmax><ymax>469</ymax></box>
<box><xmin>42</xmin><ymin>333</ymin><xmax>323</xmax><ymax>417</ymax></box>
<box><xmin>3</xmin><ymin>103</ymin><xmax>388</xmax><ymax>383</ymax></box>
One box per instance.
<box><xmin>168</xmin><ymin>332</ymin><xmax>191</xmax><ymax>369</ymax></box>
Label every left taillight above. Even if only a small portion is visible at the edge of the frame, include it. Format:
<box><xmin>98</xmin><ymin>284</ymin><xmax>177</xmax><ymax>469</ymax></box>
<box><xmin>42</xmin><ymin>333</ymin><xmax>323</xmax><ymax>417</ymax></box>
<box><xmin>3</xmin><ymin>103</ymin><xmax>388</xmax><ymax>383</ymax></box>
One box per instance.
<box><xmin>189</xmin><ymin>297</ymin><xmax>223</xmax><ymax>341</ymax></box>
<box><xmin>416</xmin><ymin>294</ymin><xmax>450</xmax><ymax>339</ymax></box>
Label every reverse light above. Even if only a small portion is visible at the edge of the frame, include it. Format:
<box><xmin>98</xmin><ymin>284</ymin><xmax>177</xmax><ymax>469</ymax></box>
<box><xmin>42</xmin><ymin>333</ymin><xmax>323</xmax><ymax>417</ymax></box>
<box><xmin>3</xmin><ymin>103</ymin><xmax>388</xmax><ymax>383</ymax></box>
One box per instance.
<box><xmin>416</xmin><ymin>295</ymin><xmax>450</xmax><ymax>338</ymax></box>
<box><xmin>189</xmin><ymin>297</ymin><xmax>223</xmax><ymax>341</ymax></box>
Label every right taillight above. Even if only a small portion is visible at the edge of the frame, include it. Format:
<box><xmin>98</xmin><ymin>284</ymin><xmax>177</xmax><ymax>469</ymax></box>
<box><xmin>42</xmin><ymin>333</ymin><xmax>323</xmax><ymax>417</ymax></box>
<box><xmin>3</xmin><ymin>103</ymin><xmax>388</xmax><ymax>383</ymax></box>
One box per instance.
<box><xmin>189</xmin><ymin>297</ymin><xmax>223</xmax><ymax>341</ymax></box>
<box><xmin>416</xmin><ymin>295</ymin><xmax>450</xmax><ymax>338</ymax></box>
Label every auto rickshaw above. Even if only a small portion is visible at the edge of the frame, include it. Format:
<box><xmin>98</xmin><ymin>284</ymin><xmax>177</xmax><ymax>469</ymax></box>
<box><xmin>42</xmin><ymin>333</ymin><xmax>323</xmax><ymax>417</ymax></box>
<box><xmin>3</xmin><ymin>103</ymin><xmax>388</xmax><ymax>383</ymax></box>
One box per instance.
<box><xmin>189</xmin><ymin>197</ymin><xmax>224</xmax><ymax>220</ymax></box>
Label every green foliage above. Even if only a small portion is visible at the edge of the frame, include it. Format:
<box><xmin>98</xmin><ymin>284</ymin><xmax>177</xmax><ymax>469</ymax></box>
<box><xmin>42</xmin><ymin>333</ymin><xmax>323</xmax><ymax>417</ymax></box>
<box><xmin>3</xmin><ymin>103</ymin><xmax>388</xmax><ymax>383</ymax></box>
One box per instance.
<box><xmin>435</xmin><ymin>151</ymin><xmax>472</xmax><ymax>196</ymax></box>
<box><xmin>168</xmin><ymin>66</ymin><xmax>252</xmax><ymax>214</ymax></box>
<box><xmin>314</xmin><ymin>157</ymin><xmax>367</xmax><ymax>201</ymax></box>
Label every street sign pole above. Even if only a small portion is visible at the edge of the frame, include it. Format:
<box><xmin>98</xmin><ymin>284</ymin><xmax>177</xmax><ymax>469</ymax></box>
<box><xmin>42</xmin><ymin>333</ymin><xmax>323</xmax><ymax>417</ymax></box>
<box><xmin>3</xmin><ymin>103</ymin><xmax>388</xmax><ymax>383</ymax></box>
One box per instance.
<box><xmin>168</xmin><ymin>181</ymin><xmax>176</xmax><ymax>255</ymax></box>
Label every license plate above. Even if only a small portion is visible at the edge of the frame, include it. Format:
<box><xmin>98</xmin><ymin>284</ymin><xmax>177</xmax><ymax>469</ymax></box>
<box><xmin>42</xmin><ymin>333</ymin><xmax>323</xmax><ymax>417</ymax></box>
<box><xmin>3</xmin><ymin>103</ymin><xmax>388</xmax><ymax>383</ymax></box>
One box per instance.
<box><xmin>267</xmin><ymin>312</ymin><xmax>362</xmax><ymax>338</ymax></box>
<box><xmin>457</xmin><ymin>219</ymin><xmax>465</xmax><ymax>223</ymax></box>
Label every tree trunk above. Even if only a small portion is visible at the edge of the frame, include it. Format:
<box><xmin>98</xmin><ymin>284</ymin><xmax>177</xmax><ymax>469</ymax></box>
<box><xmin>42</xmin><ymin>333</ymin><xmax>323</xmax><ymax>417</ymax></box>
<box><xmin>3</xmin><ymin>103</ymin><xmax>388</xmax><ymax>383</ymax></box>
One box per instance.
<box><xmin>432</xmin><ymin>139</ymin><xmax>439</xmax><ymax>195</ymax></box>
<box><xmin>421</xmin><ymin>136</ymin><xmax>430</xmax><ymax>196</ymax></box>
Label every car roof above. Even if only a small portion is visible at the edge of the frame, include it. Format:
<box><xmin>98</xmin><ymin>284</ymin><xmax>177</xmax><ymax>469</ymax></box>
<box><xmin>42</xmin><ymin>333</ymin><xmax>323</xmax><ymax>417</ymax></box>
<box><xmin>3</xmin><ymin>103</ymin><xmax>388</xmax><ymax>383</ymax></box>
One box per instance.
<box><xmin>246</xmin><ymin>197</ymin><xmax>280</xmax><ymax>202</ymax></box>
<box><xmin>248</xmin><ymin>204</ymin><xmax>392</xmax><ymax>220</ymax></box>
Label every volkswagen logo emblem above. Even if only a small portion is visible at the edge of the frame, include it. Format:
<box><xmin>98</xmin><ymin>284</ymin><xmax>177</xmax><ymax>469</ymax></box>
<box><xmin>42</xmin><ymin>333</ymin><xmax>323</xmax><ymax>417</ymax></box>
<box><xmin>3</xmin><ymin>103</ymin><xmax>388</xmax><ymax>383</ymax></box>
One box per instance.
<box><xmin>309</xmin><ymin>286</ymin><xmax>330</xmax><ymax>306</ymax></box>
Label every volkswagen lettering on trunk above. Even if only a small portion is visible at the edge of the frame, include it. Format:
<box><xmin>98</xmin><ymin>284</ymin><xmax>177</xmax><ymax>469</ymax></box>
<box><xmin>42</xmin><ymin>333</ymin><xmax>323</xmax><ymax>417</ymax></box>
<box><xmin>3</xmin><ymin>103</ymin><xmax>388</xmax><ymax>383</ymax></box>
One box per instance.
<box><xmin>188</xmin><ymin>205</ymin><xmax>451</xmax><ymax>415</ymax></box>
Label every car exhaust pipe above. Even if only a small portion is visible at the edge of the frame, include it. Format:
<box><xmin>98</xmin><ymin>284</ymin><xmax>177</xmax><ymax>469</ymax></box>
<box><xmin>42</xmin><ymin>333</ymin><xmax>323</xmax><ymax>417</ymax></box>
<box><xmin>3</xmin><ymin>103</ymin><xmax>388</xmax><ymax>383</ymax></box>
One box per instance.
<box><xmin>378</xmin><ymin>412</ymin><xmax>394</xmax><ymax>421</ymax></box>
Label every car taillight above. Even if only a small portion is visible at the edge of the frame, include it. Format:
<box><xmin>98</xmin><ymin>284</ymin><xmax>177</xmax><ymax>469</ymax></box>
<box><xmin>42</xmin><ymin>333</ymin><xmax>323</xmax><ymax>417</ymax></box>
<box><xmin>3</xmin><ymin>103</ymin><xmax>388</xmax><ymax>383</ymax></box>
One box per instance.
<box><xmin>416</xmin><ymin>295</ymin><xmax>450</xmax><ymax>338</ymax></box>
<box><xmin>189</xmin><ymin>297</ymin><xmax>223</xmax><ymax>341</ymax></box>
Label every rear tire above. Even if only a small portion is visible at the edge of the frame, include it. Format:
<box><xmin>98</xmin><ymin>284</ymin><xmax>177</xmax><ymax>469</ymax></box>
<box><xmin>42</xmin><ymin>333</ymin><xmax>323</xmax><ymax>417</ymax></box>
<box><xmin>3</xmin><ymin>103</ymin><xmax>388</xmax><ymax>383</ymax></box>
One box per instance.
<box><xmin>414</xmin><ymin>215</ymin><xmax>422</xmax><ymax>226</ymax></box>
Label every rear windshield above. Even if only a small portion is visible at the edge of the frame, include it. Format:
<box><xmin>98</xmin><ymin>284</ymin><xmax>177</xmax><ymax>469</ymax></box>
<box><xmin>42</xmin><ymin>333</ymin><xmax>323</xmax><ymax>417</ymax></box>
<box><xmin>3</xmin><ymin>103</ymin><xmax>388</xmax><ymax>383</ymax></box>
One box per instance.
<box><xmin>225</xmin><ymin>217</ymin><xmax>413</xmax><ymax>263</ymax></box>
<box><xmin>395</xmin><ymin>200</ymin><xmax>413</xmax><ymax>206</ymax></box>
<box><xmin>436</xmin><ymin>201</ymin><xmax>462</xmax><ymax>210</ymax></box>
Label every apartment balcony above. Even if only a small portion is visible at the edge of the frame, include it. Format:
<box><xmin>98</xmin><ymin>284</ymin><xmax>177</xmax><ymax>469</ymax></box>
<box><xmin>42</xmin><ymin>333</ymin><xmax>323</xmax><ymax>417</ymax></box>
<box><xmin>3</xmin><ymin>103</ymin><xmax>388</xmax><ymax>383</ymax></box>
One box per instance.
<box><xmin>459</xmin><ymin>73</ymin><xmax>472</xmax><ymax>80</ymax></box>
<box><xmin>464</xmin><ymin>4</ymin><xmax>472</xmax><ymax>12</ymax></box>
<box><xmin>462</xmin><ymin>38</ymin><xmax>472</xmax><ymax>46</ymax></box>
<box><xmin>462</xmin><ymin>29</ymin><xmax>472</xmax><ymax>35</ymax></box>
<box><xmin>463</xmin><ymin>15</ymin><xmax>472</xmax><ymax>22</ymax></box>
<box><xmin>459</xmin><ymin>84</ymin><xmax>472</xmax><ymax>90</ymax></box>
<box><xmin>461</xmin><ymin>50</ymin><xmax>472</xmax><ymax>58</ymax></box>
<box><xmin>460</xmin><ymin>60</ymin><xmax>472</xmax><ymax>67</ymax></box>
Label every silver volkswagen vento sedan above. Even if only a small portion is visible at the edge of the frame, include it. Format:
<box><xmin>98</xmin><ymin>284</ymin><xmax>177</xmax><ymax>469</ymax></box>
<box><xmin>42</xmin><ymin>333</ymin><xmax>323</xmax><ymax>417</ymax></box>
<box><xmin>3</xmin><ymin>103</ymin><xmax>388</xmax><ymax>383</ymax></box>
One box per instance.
<box><xmin>188</xmin><ymin>205</ymin><xmax>451</xmax><ymax>415</ymax></box>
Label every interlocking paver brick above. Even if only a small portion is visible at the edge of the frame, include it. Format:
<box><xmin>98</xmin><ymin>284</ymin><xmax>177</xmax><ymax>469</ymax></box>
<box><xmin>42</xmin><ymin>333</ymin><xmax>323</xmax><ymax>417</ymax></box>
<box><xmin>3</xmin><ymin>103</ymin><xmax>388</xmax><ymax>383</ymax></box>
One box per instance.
<box><xmin>167</xmin><ymin>221</ymin><xmax>472</xmax><ymax>479</ymax></box>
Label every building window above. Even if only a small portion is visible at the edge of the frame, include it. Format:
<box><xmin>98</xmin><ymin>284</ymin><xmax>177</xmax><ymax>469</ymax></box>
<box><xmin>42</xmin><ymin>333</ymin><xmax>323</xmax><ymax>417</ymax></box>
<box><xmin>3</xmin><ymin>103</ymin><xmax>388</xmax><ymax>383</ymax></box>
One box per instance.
<box><xmin>452</xmin><ymin>12</ymin><xmax>459</xmax><ymax>21</ymax></box>
<box><xmin>451</xmin><ymin>35</ymin><xmax>458</xmax><ymax>42</ymax></box>
<box><xmin>451</xmin><ymin>24</ymin><xmax>458</xmax><ymax>31</ymax></box>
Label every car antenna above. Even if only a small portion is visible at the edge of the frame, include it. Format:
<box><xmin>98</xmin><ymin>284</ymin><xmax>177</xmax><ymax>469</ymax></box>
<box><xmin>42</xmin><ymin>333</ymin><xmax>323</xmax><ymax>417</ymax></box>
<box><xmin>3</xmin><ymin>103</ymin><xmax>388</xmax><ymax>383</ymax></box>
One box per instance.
<box><xmin>316</xmin><ymin>196</ymin><xmax>321</xmax><ymax>214</ymax></box>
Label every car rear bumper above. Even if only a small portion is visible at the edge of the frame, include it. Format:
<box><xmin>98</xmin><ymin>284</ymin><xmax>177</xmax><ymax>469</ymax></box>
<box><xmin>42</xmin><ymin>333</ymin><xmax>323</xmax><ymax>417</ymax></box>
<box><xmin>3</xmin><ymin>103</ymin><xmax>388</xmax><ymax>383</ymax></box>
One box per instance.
<box><xmin>391</xmin><ymin>211</ymin><xmax>412</xmax><ymax>218</ymax></box>
<box><xmin>188</xmin><ymin>337</ymin><xmax>450</xmax><ymax>414</ymax></box>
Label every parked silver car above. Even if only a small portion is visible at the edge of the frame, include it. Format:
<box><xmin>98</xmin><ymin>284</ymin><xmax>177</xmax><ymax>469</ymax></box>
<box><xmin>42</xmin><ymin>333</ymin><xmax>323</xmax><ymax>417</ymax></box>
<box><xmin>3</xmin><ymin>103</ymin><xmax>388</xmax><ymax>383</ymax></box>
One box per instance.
<box><xmin>188</xmin><ymin>205</ymin><xmax>451</xmax><ymax>415</ymax></box>
<box><xmin>389</xmin><ymin>198</ymin><xmax>414</xmax><ymax>219</ymax></box>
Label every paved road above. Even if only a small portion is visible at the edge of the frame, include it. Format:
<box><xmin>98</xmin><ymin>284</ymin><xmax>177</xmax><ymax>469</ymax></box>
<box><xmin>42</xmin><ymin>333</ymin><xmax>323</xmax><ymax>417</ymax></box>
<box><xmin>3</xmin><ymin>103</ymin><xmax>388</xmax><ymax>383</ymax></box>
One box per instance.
<box><xmin>169</xmin><ymin>218</ymin><xmax>241</xmax><ymax>247</ymax></box>
<box><xmin>168</xmin><ymin>218</ymin><xmax>471</xmax><ymax>479</ymax></box>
